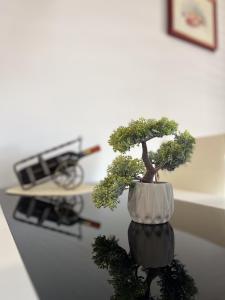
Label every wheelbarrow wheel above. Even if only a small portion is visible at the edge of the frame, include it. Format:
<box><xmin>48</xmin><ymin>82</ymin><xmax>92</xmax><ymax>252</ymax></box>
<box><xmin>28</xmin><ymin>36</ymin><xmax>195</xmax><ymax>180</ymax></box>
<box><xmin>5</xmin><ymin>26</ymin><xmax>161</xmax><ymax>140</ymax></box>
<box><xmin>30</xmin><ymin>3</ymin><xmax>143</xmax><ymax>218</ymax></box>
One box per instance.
<box><xmin>55</xmin><ymin>195</ymin><xmax>84</xmax><ymax>216</ymax></box>
<box><xmin>53</xmin><ymin>161</ymin><xmax>84</xmax><ymax>190</ymax></box>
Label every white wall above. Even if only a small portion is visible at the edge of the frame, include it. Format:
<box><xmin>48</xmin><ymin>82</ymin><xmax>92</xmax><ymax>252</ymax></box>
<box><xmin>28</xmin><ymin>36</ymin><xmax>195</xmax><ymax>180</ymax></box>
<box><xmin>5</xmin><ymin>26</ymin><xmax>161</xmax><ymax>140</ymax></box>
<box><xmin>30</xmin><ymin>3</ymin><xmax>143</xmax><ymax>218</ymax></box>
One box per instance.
<box><xmin>0</xmin><ymin>0</ymin><xmax>225</xmax><ymax>188</ymax></box>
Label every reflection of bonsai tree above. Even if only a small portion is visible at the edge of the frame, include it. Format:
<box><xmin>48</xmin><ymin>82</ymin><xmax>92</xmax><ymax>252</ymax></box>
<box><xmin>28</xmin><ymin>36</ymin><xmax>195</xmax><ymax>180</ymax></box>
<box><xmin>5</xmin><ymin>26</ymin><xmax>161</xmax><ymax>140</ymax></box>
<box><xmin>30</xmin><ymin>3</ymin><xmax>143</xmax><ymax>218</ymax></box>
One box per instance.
<box><xmin>92</xmin><ymin>236</ymin><xmax>146</xmax><ymax>300</ymax></box>
<box><xmin>159</xmin><ymin>259</ymin><xmax>198</xmax><ymax>300</ymax></box>
<box><xmin>93</xmin><ymin>117</ymin><xmax>195</xmax><ymax>209</ymax></box>
<box><xmin>92</xmin><ymin>235</ymin><xmax>198</xmax><ymax>300</ymax></box>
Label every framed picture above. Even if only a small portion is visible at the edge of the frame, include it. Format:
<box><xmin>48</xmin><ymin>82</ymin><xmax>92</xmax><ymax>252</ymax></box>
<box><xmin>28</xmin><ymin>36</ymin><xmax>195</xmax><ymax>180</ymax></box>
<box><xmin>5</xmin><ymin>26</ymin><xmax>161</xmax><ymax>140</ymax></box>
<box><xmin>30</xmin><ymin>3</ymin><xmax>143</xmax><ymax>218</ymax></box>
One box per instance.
<box><xmin>168</xmin><ymin>0</ymin><xmax>217</xmax><ymax>51</ymax></box>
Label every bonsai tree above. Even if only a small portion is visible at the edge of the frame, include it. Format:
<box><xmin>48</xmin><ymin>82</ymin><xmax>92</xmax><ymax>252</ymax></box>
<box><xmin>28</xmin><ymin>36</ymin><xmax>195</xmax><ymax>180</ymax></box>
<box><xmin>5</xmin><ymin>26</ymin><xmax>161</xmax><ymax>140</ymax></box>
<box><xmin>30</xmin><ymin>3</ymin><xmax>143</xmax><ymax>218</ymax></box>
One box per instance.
<box><xmin>93</xmin><ymin>117</ymin><xmax>195</xmax><ymax>209</ymax></box>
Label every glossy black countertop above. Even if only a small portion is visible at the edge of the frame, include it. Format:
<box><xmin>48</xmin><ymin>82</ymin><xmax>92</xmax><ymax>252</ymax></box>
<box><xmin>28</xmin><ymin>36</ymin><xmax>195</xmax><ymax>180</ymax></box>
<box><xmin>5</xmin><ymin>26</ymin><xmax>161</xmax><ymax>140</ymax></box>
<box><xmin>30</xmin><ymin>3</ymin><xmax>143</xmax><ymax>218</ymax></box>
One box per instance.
<box><xmin>1</xmin><ymin>190</ymin><xmax>225</xmax><ymax>300</ymax></box>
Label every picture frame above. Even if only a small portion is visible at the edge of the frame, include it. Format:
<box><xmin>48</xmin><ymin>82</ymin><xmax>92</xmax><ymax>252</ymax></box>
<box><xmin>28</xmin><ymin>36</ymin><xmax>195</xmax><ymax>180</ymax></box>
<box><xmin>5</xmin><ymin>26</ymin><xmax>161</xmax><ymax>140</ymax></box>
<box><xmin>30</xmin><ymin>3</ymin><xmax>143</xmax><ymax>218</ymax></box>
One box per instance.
<box><xmin>168</xmin><ymin>0</ymin><xmax>217</xmax><ymax>51</ymax></box>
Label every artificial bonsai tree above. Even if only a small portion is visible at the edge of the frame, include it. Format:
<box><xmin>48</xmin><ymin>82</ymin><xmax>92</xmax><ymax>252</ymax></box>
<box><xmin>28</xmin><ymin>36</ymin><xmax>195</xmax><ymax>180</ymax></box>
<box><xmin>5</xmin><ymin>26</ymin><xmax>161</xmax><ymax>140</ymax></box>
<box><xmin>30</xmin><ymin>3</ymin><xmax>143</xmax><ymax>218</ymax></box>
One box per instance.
<box><xmin>93</xmin><ymin>117</ymin><xmax>195</xmax><ymax>210</ymax></box>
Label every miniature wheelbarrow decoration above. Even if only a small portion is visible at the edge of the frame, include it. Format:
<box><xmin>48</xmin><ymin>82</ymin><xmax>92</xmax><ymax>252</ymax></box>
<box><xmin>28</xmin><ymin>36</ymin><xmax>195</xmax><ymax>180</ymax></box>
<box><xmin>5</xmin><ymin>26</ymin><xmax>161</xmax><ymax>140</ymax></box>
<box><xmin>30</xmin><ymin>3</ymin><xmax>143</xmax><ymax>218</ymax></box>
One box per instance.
<box><xmin>14</xmin><ymin>137</ymin><xmax>101</xmax><ymax>190</ymax></box>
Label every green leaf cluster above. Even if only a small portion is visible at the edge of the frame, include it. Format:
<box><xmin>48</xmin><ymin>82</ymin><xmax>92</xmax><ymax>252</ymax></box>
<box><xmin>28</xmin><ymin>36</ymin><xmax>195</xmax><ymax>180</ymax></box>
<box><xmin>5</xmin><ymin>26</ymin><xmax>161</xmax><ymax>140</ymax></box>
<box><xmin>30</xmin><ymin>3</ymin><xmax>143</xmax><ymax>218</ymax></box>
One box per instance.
<box><xmin>159</xmin><ymin>259</ymin><xmax>198</xmax><ymax>300</ymax></box>
<box><xmin>93</xmin><ymin>156</ymin><xmax>145</xmax><ymax>209</ymax></box>
<box><xmin>109</xmin><ymin>117</ymin><xmax>178</xmax><ymax>153</ymax></box>
<box><xmin>107</xmin><ymin>155</ymin><xmax>145</xmax><ymax>178</ymax></box>
<box><xmin>150</xmin><ymin>130</ymin><xmax>195</xmax><ymax>171</ymax></box>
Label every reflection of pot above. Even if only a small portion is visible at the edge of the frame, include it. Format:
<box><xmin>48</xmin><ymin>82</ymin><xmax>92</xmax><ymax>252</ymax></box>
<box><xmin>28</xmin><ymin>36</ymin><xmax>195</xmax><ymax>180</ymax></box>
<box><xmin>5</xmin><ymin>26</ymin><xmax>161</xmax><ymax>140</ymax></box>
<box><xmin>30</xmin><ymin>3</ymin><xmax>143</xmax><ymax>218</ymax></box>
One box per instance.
<box><xmin>128</xmin><ymin>221</ymin><xmax>174</xmax><ymax>268</ymax></box>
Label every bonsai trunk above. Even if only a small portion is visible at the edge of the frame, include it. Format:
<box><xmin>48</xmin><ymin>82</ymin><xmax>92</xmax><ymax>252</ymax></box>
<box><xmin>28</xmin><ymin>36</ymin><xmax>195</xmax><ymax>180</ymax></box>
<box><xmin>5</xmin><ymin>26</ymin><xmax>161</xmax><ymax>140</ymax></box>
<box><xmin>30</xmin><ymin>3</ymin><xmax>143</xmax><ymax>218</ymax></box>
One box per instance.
<box><xmin>141</xmin><ymin>141</ymin><xmax>156</xmax><ymax>183</ymax></box>
<box><xmin>144</xmin><ymin>269</ymin><xmax>159</xmax><ymax>300</ymax></box>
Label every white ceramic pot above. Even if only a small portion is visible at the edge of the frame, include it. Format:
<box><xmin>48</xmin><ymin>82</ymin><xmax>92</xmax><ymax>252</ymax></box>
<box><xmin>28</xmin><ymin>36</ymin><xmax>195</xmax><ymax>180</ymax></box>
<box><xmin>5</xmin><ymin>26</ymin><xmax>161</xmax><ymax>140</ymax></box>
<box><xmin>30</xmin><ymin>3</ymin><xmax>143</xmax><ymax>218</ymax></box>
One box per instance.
<box><xmin>128</xmin><ymin>182</ymin><xmax>174</xmax><ymax>224</ymax></box>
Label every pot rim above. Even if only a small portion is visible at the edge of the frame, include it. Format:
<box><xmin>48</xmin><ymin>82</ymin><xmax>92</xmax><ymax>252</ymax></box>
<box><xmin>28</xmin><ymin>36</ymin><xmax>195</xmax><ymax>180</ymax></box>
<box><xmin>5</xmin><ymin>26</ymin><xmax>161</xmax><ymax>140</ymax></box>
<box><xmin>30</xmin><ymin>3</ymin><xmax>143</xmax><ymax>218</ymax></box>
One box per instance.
<box><xmin>133</xmin><ymin>181</ymin><xmax>171</xmax><ymax>185</ymax></box>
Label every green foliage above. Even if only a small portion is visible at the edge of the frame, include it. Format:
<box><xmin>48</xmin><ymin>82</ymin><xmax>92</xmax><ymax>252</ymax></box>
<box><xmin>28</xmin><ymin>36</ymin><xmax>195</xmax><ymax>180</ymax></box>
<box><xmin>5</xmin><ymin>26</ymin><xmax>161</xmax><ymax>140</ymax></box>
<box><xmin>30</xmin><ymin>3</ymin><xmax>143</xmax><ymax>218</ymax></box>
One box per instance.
<box><xmin>92</xmin><ymin>175</ymin><xmax>127</xmax><ymax>209</ymax></box>
<box><xmin>158</xmin><ymin>259</ymin><xmax>198</xmax><ymax>300</ymax></box>
<box><xmin>152</xmin><ymin>130</ymin><xmax>195</xmax><ymax>171</ymax></box>
<box><xmin>107</xmin><ymin>156</ymin><xmax>145</xmax><ymax>178</ymax></box>
<box><xmin>93</xmin><ymin>156</ymin><xmax>144</xmax><ymax>209</ymax></box>
<box><xmin>109</xmin><ymin>117</ymin><xmax>178</xmax><ymax>153</ymax></box>
<box><xmin>92</xmin><ymin>236</ymin><xmax>129</xmax><ymax>270</ymax></box>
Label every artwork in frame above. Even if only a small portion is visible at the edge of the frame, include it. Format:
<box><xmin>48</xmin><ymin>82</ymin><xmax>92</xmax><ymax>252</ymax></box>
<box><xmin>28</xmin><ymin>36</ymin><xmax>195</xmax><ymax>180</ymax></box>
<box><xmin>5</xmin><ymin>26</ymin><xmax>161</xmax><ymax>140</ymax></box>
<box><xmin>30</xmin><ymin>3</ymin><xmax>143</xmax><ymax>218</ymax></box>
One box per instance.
<box><xmin>168</xmin><ymin>0</ymin><xmax>217</xmax><ymax>51</ymax></box>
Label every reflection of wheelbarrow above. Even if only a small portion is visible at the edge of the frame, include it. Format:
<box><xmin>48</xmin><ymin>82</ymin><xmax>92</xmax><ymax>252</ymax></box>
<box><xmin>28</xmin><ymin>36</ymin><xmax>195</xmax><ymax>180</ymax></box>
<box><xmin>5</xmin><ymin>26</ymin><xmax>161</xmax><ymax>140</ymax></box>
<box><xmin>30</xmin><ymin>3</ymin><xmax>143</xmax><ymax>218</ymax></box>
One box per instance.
<box><xmin>13</xmin><ymin>196</ymin><xmax>101</xmax><ymax>238</ymax></box>
<box><xmin>14</xmin><ymin>137</ymin><xmax>101</xmax><ymax>190</ymax></box>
